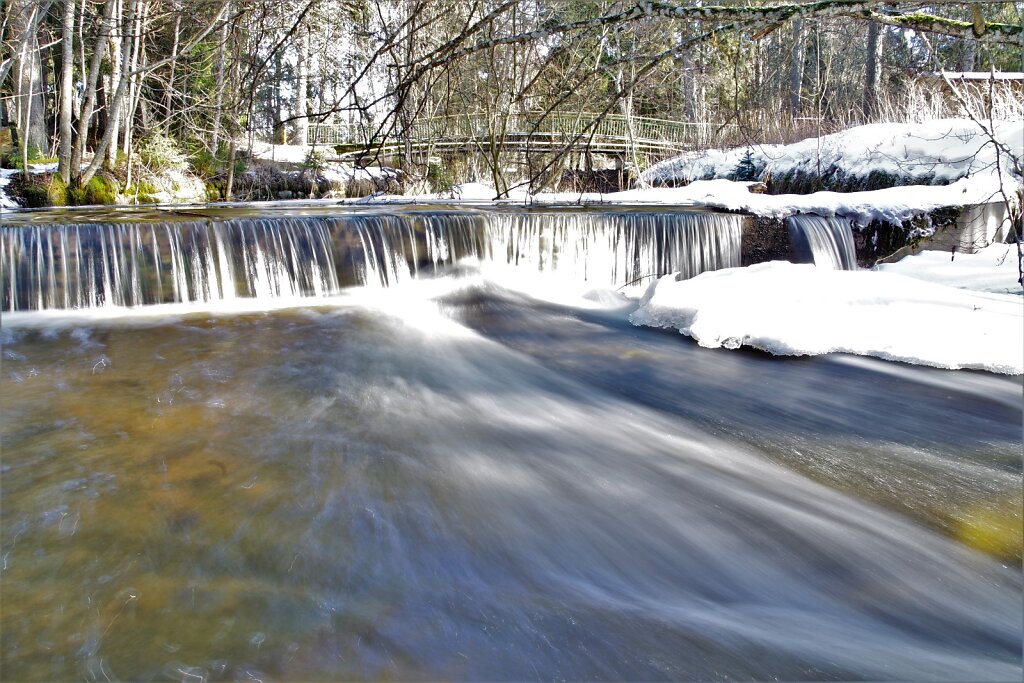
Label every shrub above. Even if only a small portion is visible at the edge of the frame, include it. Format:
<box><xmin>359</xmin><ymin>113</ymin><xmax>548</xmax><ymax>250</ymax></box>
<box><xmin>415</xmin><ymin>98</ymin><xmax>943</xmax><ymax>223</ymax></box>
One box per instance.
<box><xmin>138</xmin><ymin>134</ymin><xmax>188</xmax><ymax>173</ymax></box>
<box><xmin>232</xmin><ymin>164</ymin><xmax>292</xmax><ymax>200</ymax></box>
<box><xmin>186</xmin><ymin>140</ymin><xmax>232</xmax><ymax>178</ymax></box>
<box><xmin>344</xmin><ymin>170</ymin><xmax>404</xmax><ymax>198</ymax></box>
<box><xmin>1</xmin><ymin>144</ymin><xmax>58</xmax><ymax>170</ymax></box>
<box><xmin>189</xmin><ymin>148</ymin><xmax>218</xmax><ymax>178</ymax></box>
<box><xmin>18</xmin><ymin>178</ymin><xmax>51</xmax><ymax>207</ymax></box>
<box><xmin>301</xmin><ymin>149</ymin><xmax>327</xmax><ymax>175</ymax></box>
<box><xmin>0</xmin><ymin>149</ymin><xmax>20</xmax><ymax>169</ymax></box>
<box><xmin>427</xmin><ymin>161</ymin><xmax>455</xmax><ymax>193</ymax></box>
<box><xmin>20</xmin><ymin>183</ymin><xmax>50</xmax><ymax>207</ymax></box>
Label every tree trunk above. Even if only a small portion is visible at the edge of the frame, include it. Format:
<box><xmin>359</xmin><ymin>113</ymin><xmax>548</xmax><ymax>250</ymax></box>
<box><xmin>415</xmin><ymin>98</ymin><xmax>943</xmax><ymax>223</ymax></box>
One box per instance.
<box><xmin>80</xmin><ymin>0</ymin><xmax>137</xmax><ymax>185</ymax></box>
<box><xmin>863</xmin><ymin>21</ymin><xmax>882</xmax><ymax>121</ymax></box>
<box><xmin>122</xmin><ymin>0</ymin><xmax>149</xmax><ymax>187</ymax></box>
<box><xmin>163</xmin><ymin>11</ymin><xmax>182</xmax><ymax>134</ymax></box>
<box><xmin>43</xmin><ymin>26</ymin><xmax>58</xmax><ymax>147</ymax></box>
<box><xmin>273</xmin><ymin>51</ymin><xmax>284</xmax><ymax>143</ymax></box>
<box><xmin>681</xmin><ymin>49</ymin><xmax>699</xmax><ymax>122</ymax></box>
<box><xmin>225</xmin><ymin>139</ymin><xmax>236</xmax><ymax>199</ymax></box>
<box><xmin>212</xmin><ymin>1</ymin><xmax>230</xmax><ymax>151</ymax></box>
<box><xmin>961</xmin><ymin>39</ymin><xmax>977</xmax><ymax>72</ymax></box>
<box><xmin>122</xmin><ymin>0</ymin><xmax>145</xmax><ymax>156</ymax></box>
<box><xmin>12</xmin><ymin>0</ymin><xmax>48</xmax><ymax>154</ymax></box>
<box><xmin>788</xmin><ymin>18</ymin><xmax>804</xmax><ymax>119</ymax></box>
<box><xmin>294</xmin><ymin>24</ymin><xmax>310</xmax><ymax>145</ymax></box>
<box><xmin>71</xmin><ymin>0</ymin><xmax>116</xmax><ymax>178</ymax></box>
<box><xmin>107</xmin><ymin>0</ymin><xmax>124</xmax><ymax>166</ymax></box>
<box><xmin>21</xmin><ymin>71</ymin><xmax>33</xmax><ymax>179</ymax></box>
<box><xmin>77</xmin><ymin>0</ymin><xmax>87</xmax><ymax>95</ymax></box>
<box><xmin>58</xmin><ymin>0</ymin><xmax>77</xmax><ymax>182</ymax></box>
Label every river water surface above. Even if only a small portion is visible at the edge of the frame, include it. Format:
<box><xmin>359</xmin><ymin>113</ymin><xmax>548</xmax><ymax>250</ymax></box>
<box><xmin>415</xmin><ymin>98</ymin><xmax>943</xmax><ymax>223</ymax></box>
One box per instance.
<box><xmin>1</xmin><ymin>208</ymin><xmax>1022</xmax><ymax>681</ymax></box>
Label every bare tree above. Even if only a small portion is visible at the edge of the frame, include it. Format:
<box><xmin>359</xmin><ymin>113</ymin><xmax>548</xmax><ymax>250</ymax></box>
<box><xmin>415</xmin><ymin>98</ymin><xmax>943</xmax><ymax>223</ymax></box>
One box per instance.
<box><xmin>57</xmin><ymin>0</ymin><xmax>75</xmax><ymax>182</ymax></box>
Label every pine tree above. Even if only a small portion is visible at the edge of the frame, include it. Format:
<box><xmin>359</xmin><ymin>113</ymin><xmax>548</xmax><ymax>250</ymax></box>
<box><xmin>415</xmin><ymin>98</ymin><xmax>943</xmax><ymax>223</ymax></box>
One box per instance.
<box><xmin>733</xmin><ymin>149</ymin><xmax>760</xmax><ymax>182</ymax></box>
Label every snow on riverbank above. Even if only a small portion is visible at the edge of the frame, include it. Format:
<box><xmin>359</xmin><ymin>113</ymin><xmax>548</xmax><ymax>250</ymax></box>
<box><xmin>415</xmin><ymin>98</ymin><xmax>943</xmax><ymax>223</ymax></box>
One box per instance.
<box><xmin>875</xmin><ymin>244</ymin><xmax>1023</xmax><ymax>295</ymax></box>
<box><xmin>0</xmin><ymin>168</ymin><xmax>19</xmax><ymax>209</ymax></box>
<box><xmin>627</xmin><ymin>118</ymin><xmax>1022</xmax><ymax>227</ymax></box>
<box><xmin>642</xmin><ymin>118</ymin><xmax>1023</xmax><ymax>188</ymax></box>
<box><xmin>0</xmin><ymin>163</ymin><xmax>60</xmax><ymax>210</ymax></box>
<box><xmin>629</xmin><ymin>262</ymin><xmax>1023</xmax><ymax>374</ymax></box>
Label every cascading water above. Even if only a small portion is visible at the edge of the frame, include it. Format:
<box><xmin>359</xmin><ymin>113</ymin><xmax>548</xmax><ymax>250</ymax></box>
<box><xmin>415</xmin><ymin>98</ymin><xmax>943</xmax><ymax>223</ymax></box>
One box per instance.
<box><xmin>0</xmin><ymin>219</ymin><xmax>341</xmax><ymax>311</ymax></box>
<box><xmin>2</xmin><ymin>206</ymin><xmax>1020</xmax><ymax>681</ymax></box>
<box><xmin>484</xmin><ymin>211</ymin><xmax>742</xmax><ymax>286</ymax></box>
<box><xmin>786</xmin><ymin>214</ymin><xmax>858</xmax><ymax>270</ymax></box>
<box><xmin>1</xmin><ymin>209</ymin><xmax>744</xmax><ymax>311</ymax></box>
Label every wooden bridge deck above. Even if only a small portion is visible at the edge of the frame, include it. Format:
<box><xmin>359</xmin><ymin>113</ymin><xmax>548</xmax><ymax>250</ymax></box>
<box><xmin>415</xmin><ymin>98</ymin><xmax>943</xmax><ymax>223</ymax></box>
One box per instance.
<box><xmin>304</xmin><ymin>112</ymin><xmax>731</xmax><ymax>158</ymax></box>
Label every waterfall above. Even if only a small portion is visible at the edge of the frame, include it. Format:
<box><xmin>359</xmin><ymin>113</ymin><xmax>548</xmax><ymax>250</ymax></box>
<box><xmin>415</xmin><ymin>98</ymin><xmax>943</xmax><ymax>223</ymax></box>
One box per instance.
<box><xmin>1</xmin><ymin>210</ymin><xmax>743</xmax><ymax>311</ymax></box>
<box><xmin>1</xmin><ymin>219</ymin><xmax>340</xmax><ymax>311</ymax></box>
<box><xmin>786</xmin><ymin>214</ymin><xmax>857</xmax><ymax>270</ymax></box>
<box><xmin>485</xmin><ymin>211</ymin><xmax>742</xmax><ymax>286</ymax></box>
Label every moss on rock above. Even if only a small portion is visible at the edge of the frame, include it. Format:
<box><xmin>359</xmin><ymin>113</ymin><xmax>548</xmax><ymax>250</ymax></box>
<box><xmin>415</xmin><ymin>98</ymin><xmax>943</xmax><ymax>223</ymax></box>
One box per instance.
<box><xmin>66</xmin><ymin>174</ymin><xmax>119</xmax><ymax>206</ymax></box>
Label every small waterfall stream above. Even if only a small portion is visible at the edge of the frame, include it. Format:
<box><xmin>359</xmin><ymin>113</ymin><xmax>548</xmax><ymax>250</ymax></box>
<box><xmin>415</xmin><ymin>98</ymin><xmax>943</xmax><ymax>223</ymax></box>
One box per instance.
<box><xmin>1</xmin><ymin>210</ymin><xmax>743</xmax><ymax>311</ymax></box>
<box><xmin>786</xmin><ymin>214</ymin><xmax>858</xmax><ymax>270</ymax></box>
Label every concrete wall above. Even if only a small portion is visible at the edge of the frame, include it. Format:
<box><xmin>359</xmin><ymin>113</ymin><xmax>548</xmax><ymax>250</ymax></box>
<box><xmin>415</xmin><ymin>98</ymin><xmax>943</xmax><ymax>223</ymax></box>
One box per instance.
<box><xmin>740</xmin><ymin>216</ymin><xmax>793</xmax><ymax>266</ymax></box>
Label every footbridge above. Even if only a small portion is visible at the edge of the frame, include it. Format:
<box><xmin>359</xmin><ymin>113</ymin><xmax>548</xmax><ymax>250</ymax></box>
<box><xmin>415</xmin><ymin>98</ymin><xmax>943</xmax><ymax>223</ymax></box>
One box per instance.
<box><xmin>307</xmin><ymin>112</ymin><xmax>732</xmax><ymax>159</ymax></box>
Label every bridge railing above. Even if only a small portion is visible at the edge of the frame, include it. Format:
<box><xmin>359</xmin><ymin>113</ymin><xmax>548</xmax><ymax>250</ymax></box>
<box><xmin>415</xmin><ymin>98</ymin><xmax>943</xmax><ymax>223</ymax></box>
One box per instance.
<box><xmin>309</xmin><ymin>122</ymin><xmax>368</xmax><ymax>145</ymax></box>
<box><xmin>308</xmin><ymin>112</ymin><xmax>732</xmax><ymax>150</ymax></box>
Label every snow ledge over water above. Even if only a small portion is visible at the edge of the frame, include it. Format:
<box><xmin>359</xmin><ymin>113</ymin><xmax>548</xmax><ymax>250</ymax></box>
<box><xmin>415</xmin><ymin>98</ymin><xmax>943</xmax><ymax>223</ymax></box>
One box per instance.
<box><xmin>630</xmin><ymin>261</ymin><xmax>1023</xmax><ymax>375</ymax></box>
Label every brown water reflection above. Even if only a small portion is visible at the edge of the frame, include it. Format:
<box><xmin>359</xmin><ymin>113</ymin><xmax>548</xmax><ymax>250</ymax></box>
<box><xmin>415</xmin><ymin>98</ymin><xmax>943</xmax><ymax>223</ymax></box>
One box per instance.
<box><xmin>2</xmin><ymin>303</ymin><xmax>1021</xmax><ymax>681</ymax></box>
<box><xmin>3</xmin><ymin>314</ymin><xmax>353</xmax><ymax>680</ymax></box>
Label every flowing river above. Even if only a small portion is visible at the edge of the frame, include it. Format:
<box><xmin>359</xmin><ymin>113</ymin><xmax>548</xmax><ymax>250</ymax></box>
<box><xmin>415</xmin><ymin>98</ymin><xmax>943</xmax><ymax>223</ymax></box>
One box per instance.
<box><xmin>1</xmin><ymin>205</ymin><xmax>1021</xmax><ymax>681</ymax></box>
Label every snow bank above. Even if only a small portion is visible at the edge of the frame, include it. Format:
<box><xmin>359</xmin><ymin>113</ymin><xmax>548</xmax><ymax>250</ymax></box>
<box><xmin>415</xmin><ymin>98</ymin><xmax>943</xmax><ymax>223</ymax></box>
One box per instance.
<box><xmin>444</xmin><ymin>182</ymin><xmax>526</xmax><ymax>200</ymax></box>
<box><xmin>876</xmin><ymin>244</ymin><xmax>1023</xmax><ymax>295</ymax></box>
<box><xmin>629</xmin><ymin>262</ymin><xmax>1023</xmax><ymax>374</ymax></box>
<box><xmin>0</xmin><ymin>168</ymin><xmax>19</xmax><ymax>209</ymax></box>
<box><xmin>248</xmin><ymin>142</ymin><xmax>401</xmax><ymax>180</ymax></box>
<box><xmin>634</xmin><ymin>118</ymin><xmax>1022</xmax><ymax>227</ymax></box>
<box><xmin>643</xmin><ymin>119</ymin><xmax>1023</xmax><ymax>187</ymax></box>
<box><xmin>248</xmin><ymin>142</ymin><xmax>315</xmax><ymax>164</ymax></box>
<box><xmin>321</xmin><ymin>165</ymin><xmax>401</xmax><ymax>185</ymax></box>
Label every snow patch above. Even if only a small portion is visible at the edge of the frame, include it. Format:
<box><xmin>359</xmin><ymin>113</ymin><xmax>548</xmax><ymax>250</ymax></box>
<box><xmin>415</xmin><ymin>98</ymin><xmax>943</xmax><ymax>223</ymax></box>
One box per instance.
<box><xmin>875</xmin><ymin>244</ymin><xmax>1023</xmax><ymax>295</ymax></box>
<box><xmin>635</xmin><ymin>118</ymin><xmax>1022</xmax><ymax>227</ymax></box>
<box><xmin>0</xmin><ymin>163</ymin><xmax>62</xmax><ymax>209</ymax></box>
<box><xmin>248</xmin><ymin>142</ymin><xmax>402</xmax><ymax>184</ymax></box>
<box><xmin>248</xmin><ymin>142</ymin><xmax>316</xmax><ymax>164</ymax></box>
<box><xmin>642</xmin><ymin>118</ymin><xmax>1023</xmax><ymax>188</ymax></box>
<box><xmin>0</xmin><ymin>168</ymin><xmax>19</xmax><ymax>209</ymax></box>
<box><xmin>629</xmin><ymin>262</ymin><xmax>1023</xmax><ymax>374</ymax></box>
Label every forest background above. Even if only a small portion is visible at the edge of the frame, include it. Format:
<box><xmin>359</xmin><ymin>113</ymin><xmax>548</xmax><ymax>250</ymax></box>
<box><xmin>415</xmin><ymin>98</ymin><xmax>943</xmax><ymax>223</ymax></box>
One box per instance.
<box><xmin>1</xmin><ymin>0</ymin><xmax>1022</xmax><ymax>202</ymax></box>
